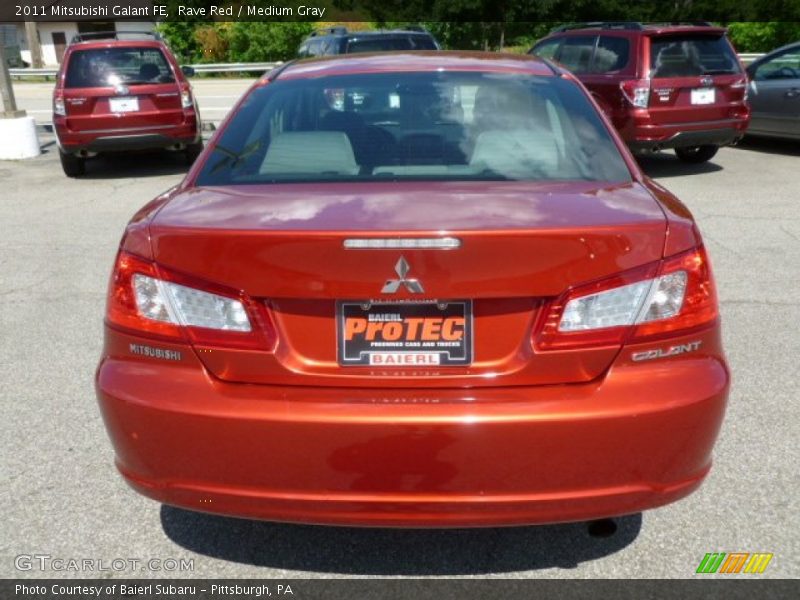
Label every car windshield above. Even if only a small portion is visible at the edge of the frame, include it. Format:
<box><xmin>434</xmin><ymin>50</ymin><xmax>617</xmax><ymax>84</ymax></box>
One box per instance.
<box><xmin>65</xmin><ymin>47</ymin><xmax>175</xmax><ymax>88</ymax></box>
<box><xmin>195</xmin><ymin>71</ymin><xmax>632</xmax><ymax>186</ymax></box>
<box><xmin>346</xmin><ymin>36</ymin><xmax>438</xmax><ymax>53</ymax></box>
<box><xmin>650</xmin><ymin>35</ymin><xmax>741</xmax><ymax>77</ymax></box>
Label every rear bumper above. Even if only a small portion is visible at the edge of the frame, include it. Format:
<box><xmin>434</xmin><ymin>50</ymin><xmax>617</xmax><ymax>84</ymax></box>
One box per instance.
<box><xmin>55</xmin><ymin>117</ymin><xmax>199</xmax><ymax>154</ymax></box>
<box><xmin>621</xmin><ymin>115</ymin><xmax>750</xmax><ymax>152</ymax></box>
<box><xmin>96</xmin><ymin>329</ymin><xmax>729</xmax><ymax>527</ymax></box>
<box><xmin>629</xmin><ymin>127</ymin><xmax>744</xmax><ymax>152</ymax></box>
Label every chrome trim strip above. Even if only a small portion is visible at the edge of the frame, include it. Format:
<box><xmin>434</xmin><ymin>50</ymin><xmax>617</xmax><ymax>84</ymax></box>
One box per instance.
<box><xmin>642</xmin><ymin>118</ymin><xmax>744</xmax><ymax>130</ymax></box>
<box><xmin>343</xmin><ymin>238</ymin><xmax>462</xmax><ymax>250</ymax></box>
<box><xmin>76</xmin><ymin>124</ymin><xmax>180</xmax><ymax>134</ymax></box>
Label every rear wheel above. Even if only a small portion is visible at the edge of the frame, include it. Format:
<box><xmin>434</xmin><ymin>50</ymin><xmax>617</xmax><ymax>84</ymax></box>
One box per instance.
<box><xmin>674</xmin><ymin>145</ymin><xmax>719</xmax><ymax>164</ymax></box>
<box><xmin>185</xmin><ymin>141</ymin><xmax>203</xmax><ymax>165</ymax></box>
<box><xmin>59</xmin><ymin>150</ymin><xmax>85</xmax><ymax>177</ymax></box>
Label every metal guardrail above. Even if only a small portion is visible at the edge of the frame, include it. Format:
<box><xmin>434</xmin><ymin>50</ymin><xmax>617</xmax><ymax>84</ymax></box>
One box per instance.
<box><xmin>9</xmin><ymin>67</ymin><xmax>59</xmax><ymax>78</ymax></box>
<box><xmin>189</xmin><ymin>61</ymin><xmax>281</xmax><ymax>73</ymax></box>
<box><xmin>737</xmin><ymin>53</ymin><xmax>764</xmax><ymax>64</ymax></box>
<box><xmin>10</xmin><ymin>55</ymin><xmax>764</xmax><ymax>79</ymax></box>
<box><xmin>9</xmin><ymin>61</ymin><xmax>282</xmax><ymax>79</ymax></box>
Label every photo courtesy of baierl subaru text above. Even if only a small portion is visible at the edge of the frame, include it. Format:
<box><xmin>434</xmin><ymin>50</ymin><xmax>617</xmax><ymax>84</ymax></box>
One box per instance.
<box><xmin>1</xmin><ymin>0</ymin><xmax>798</xmax><ymax>598</ymax></box>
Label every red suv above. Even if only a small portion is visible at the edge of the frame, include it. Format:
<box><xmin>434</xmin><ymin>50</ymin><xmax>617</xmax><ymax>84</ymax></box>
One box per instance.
<box><xmin>96</xmin><ymin>52</ymin><xmax>728</xmax><ymax>527</ymax></box>
<box><xmin>53</xmin><ymin>32</ymin><xmax>202</xmax><ymax>177</ymax></box>
<box><xmin>531</xmin><ymin>22</ymin><xmax>750</xmax><ymax>163</ymax></box>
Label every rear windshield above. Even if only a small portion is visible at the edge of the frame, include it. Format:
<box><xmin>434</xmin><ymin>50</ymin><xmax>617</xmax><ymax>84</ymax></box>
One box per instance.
<box><xmin>196</xmin><ymin>71</ymin><xmax>631</xmax><ymax>186</ymax></box>
<box><xmin>346</xmin><ymin>35</ymin><xmax>438</xmax><ymax>53</ymax></box>
<box><xmin>650</xmin><ymin>35</ymin><xmax>741</xmax><ymax>77</ymax></box>
<box><xmin>65</xmin><ymin>47</ymin><xmax>174</xmax><ymax>88</ymax></box>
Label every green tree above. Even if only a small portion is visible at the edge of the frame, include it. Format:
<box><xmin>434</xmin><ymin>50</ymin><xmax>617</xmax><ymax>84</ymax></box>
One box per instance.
<box><xmin>156</xmin><ymin>0</ymin><xmax>217</xmax><ymax>62</ymax></box>
<box><xmin>726</xmin><ymin>22</ymin><xmax>800</xmax><ymax>53</ymax></box>
<box><xmin>158</xmin><ymin>22</ymin><xmax>205</xmax><ymax>63</ymax></box>
<box><xmin>228</xmin><ymin>22</ymin><xmax>314</xmax><ymax>62</ymax></box>
<box><xmin>195</xmin><ymin>23</ymin><xmax>232</xmax><ymax>62</ymax></box>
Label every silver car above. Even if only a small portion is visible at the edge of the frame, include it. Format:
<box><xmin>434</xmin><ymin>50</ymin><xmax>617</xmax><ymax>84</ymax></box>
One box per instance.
<box><xmin>746</xmin><ymin>42</ymin><xmax>800</xmax><ymax>140</ymax></box>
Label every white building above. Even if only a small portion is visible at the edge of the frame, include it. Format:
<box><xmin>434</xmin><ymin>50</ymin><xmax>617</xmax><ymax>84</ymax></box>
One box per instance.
<box><xmin>10</xmin><ymin>21</ymin><xmax>156</xmax><ymax>67</ymax></box>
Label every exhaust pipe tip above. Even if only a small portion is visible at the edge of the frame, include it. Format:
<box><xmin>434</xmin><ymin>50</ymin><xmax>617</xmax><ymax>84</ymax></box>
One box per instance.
<box><xmin>587</xmin><ymin>518</ymin><xmax>618</xmax><ymax>538</ymax></box>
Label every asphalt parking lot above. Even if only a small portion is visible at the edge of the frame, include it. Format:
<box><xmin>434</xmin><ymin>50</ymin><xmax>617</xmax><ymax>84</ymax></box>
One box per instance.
<box><xmin>1</xmin><ymin>102</ymin><xmax>798</xmax><ymax>577</ymax></box>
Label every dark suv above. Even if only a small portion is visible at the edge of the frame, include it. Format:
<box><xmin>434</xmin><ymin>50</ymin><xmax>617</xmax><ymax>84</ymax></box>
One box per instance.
<box><xmin>53</xmin><ymin>31</ymin><xmax>202</xmax><ymax>177</ymax></box>
<box><xmin>531</xmin><ymin>22</ymin><xmax>750</xmax><ymax>163</ymax></box>
<box><xmin>297</xmin><ymin>27</ymin><xmax>440</xmax><ymax>58</ymax></box>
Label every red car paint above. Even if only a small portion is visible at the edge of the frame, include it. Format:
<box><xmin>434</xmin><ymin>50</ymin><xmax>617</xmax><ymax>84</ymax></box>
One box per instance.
<box><xmin>531</xmin><ymin>24</ymin><xmax>750</xmax><ymax>158</ymax></box>
<box><xmin>96</xmin><ymin>52</ymin><xmax>729</xmax><ymax>527</ymax></box>
<box><xmin>53</xmin><ymin>37</ymin><xmax>201</xmax><ymax>175</ymax></box>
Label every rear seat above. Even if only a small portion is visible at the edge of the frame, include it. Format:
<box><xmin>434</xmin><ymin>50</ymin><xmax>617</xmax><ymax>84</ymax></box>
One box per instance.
<box><xmin>260</xmin><ymin>131</ymin><xmax>360</xmax><ymax>175</ymax></box>
<box><xmin>470</xmin><ymin>129</ymin><xmax>560</xmax><ymax>177</ymax></box>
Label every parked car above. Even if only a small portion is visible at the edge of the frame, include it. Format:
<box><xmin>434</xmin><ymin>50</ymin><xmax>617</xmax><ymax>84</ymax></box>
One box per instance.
<box><xmin>97</xmin><ymin>52</ymin><xmax>728</xmax><ymax>527</ymax></box>
<box><xmin>530</xmin><ymin>22</ymin><xmax>750</xmax><ymax>163</ymax></box>
<box><xmin>297</xmin><ymin>26</ymin><xmax>440</xmax><ymax>58</ymax></box>
<box><xmin>53</xmin><ymin>31</ymin><xmax>202</xmax><ymax>177</ymax></box>
<box><xmin>745</xmin><ymin>41</ymin><xmax>800</xmax><ymax>140</ymax></box>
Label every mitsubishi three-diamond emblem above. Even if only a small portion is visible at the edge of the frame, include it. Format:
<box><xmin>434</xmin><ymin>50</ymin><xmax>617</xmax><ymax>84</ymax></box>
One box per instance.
<box><xmin>381</xmin><ymin>256</ymin><xmax>424</xmax><ymax>294</ymax></box>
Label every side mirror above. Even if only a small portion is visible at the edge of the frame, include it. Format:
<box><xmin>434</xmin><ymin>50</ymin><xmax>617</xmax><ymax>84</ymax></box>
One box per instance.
<box><xmin>181</xmin><ymin>65</ymin><xmax>196</xmax><ymax>77</ymax></box>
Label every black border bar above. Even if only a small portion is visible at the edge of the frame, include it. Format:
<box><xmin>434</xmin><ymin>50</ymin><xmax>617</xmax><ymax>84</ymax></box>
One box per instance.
<box><xmin>4</xmin><ymin>579</ymin><xmax>800</xmax><ymax>599</ymax></box>
<box><xmin>2</xmin><ymin>0</ymin><xmax>800</xmax><ymax>22</ymax></box>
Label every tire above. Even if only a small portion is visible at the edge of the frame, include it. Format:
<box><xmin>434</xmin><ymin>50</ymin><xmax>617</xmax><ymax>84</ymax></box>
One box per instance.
<box><xmin>59</xmin><ymin>150</ymin><xmax>85</xmax><ymax>177</ymax></box>
<box><xmin>184</xmin><ymin>141</ymin><xmax>204</xmax><ymax>165</ymax></box>
<box><xmin>674</xmin><ymin>145</ymin><xmax>719</xmax><ymax>164</ymax></box>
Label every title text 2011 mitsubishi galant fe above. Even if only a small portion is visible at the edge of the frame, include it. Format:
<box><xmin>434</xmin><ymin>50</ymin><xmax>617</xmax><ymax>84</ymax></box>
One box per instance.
<box><xmin>96</xmin><ymin>52</ymin><xmax>729</xmax><ymax>527</ymax></box>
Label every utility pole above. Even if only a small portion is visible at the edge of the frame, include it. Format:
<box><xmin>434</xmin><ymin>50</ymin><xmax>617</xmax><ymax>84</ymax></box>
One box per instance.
<box><xmin>0</xmin><ymin>39</ymin><xmax>38</xmax><ymax>160</ymax></box>
<box><xmin>24</xmin><ymin>21</ymin><xmax>43</xmax><ymax>68</ymax></box>
<box><xmin>0</xmin><ymin>44</ymin><xmax>25</xmax><ymax>118</ymax></box>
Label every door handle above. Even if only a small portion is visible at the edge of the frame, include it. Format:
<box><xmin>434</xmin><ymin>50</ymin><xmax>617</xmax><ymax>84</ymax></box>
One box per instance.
<box><xmin>786</xmin><ymin>88</ymin><xmax>800</xmax><ymax>98</ymax></box>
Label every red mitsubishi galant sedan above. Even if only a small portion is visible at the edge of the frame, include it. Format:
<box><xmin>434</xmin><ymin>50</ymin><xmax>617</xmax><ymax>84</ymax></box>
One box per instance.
<box><xmin>96</xmin><ymin>52</ymin><xmax>729</xmax><ymax>527</ymax></box>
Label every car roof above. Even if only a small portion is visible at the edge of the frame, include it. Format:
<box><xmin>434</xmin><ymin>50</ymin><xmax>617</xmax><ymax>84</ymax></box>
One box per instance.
<box><xmin>747</xmin><ymin>40</ymin><xmax>800</xmax><ymax>70</ymax></box>
<box><xmin>758</xmin><ymin>40</ymin><xmax>800</xmax><ymax>58</ymax></box>
<box><xmin>552</xmin><ymin>23</ymin><xmax>727</xmax><ymax>36</ymax></box>
<box><xmin>309</xmin><ymin>29</ymin><xmax>433</xmax><ymax>39</ymax></box>
<box><xmin>342</xmin><ymin>30</ymin><xmax>434</xmax><ymax>38</ymax></box>
<box><xmin>66</xmin><ymin>39</ymin><xmax>166</xmax><ymax>52</ymax></box>
<box><xmin>273</xmin><ymin>51</ymin><xmax>558</xmax><ymax>80</ymax></box>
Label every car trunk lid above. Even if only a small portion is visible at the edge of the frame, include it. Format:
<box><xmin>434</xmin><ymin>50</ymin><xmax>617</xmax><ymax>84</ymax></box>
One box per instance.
<box><xmin>646</xmin><ymin>31</ymin><xmax>747</xmax><ymax>125</ymax></box>
<box><xmin>62</xmin><ymin>83</ymin><xmax>184</xmax><ymax>132</ymax></box>
<box><xmin>61</xmin><ymin>45</ymin><xmax>184</xmax><ymax>133</ymax></box>
<box><xmin>148</xmin><ymin>180</ymin><xmax>667</xmax><ymax>387</ymax></box>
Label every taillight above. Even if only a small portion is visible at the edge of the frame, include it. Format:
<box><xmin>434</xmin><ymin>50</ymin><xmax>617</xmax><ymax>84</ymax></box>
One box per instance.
<box><xmin>53</xmin><ymin>95</ymin><xmax>66</xmax><ymax>117</ymax></box>
<box><xmin>536</xmin><ymin>247</ymin><xmax>717</xmax><ymax>351</ymax></box>
<box><xmin>106</xmin><ymin>251</ymin><xmax>275</xmax><ymax>350</ymax></box>
<box><xmin>631</xmin><ymin>247</ymin><xmax>718</xmax><ymax>341</ymax></box>
<box><xmin>731</xmin><ymin>77</ymin><xmax>749</xmax><ymax>102</ymax></box>
<box><xmin>181</xmin><ymin>87</ymin><xmax>194</xmax><ymax>109</ymax></box>
<box><xmin>620</xmin><ymin>79</ymin><xmax>651</xmax><ymax>108</ymax></box>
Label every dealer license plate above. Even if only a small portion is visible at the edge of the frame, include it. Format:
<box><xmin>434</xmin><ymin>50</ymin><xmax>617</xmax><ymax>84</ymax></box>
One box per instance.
<box><xmin>337</xmin><ymin>300</ymin><xmax>473</xmax><ymax>367</ymax></box>
<box><xmin>109</xmin><ymin>97</ymin><xmax>139</xmax><ymax>113</ymax></box>
<box><xmin>690</xmin><ymin>88</ymin><xmax>715</xmax><ymax>105</ymax></box>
